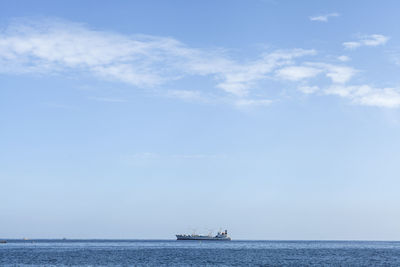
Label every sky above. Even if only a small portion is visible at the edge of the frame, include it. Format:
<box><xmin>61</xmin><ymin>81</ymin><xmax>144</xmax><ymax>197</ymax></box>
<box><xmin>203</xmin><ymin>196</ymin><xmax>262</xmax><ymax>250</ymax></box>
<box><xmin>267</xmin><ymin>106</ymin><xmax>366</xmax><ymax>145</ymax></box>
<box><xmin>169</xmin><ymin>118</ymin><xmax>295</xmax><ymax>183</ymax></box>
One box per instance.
<box><xmin>1</xmin><ymin>0</ymin><xmax>400</xmax><ymax>240</ymax></box>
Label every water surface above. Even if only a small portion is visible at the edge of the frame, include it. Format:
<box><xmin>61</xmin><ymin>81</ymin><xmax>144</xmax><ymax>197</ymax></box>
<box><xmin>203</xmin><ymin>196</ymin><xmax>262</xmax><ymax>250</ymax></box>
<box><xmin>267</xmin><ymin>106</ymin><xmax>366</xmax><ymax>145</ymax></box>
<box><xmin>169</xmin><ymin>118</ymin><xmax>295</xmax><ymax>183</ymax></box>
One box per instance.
<box><xmin>1</xmin><ymin>239</ymin><xmax>400</xmax><ymax>266</ymax></box>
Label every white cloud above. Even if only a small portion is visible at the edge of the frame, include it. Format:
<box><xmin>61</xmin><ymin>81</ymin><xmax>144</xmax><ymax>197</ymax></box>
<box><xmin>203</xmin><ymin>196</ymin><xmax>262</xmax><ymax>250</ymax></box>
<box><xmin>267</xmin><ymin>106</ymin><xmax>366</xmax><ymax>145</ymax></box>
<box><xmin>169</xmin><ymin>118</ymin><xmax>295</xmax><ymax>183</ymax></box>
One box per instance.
<box><xmin>0</xmin><ymin>20</ymin><xmax>181</xmax><ymax>87</ymax></box>
<box><xmin>309</xmin><ymin>13</ymin><xmax>339</xmax><ymax>22</ymax></box>
<box><xmin>211</xmin><ymin>49</ymin><xmax>316</xmax><ymax>96</ymax></box>
<box><xmin>277</xmin><ymin>63</ymin><xmax>357</xmax><ymax>84</ymax></box>
<box><xmin>325</xmin><ymin>85</ymin><xmax>400</xmax><ymax>108</ymax></box>
<box><xmin>1</xmin><ymin>18</ymin><xmax>399</xmax><ymax>110</ymax></box>
<box><xmin>337</xmin><ymin>55</ymin><xmax>350</xmax><ymax>62</ymax></box>
<box><xmin>343</xmin><ymin>34</ymin><xmax>389</xmax><ymax>49</ymax></box>
<box><xmin>323</xmin><ymin>65</ymin><xmax>357</xmax><ymax>83</ymax></box>
<box><xmin>363</xmin><ymin>35</ymin><xmax>389</xmax><ymax>46</ymax></box>
<box><xmin>357</xmin><ymin>88</ymin><xmax>400</xmax><ymax>108</ymax></box>
<box><xmin>276</xmin><ymin>66</ymin><xmax>322</xmax><ymax>81</ymax></box>
<box><xmin>0</xmin><ymin>18</ymin><xmax>316</xmax><ymax>98</ymax></box>
<box><xmin>305</xmin><ymin>62</ymin><xmax>357</xmax><ymax>83</ymax></box>
<box><xmin>342</xmin><ymin>42</ymin><xmax>361</xmax><ymax>49</ymax></box>
<box><xmin>235</xmin><ymin>99</ymin><xmax>272</xmax><ymax>107</ymax></box>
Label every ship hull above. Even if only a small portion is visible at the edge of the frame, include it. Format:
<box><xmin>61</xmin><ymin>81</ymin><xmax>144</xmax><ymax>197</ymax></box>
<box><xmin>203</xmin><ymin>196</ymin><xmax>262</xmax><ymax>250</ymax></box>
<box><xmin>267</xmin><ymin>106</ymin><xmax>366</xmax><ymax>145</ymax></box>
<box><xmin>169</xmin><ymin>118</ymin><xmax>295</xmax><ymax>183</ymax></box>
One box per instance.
<box><xmin>176</xmin><ymin>235</ymin><xmax>231</xmax><ymax>241</ymax></box>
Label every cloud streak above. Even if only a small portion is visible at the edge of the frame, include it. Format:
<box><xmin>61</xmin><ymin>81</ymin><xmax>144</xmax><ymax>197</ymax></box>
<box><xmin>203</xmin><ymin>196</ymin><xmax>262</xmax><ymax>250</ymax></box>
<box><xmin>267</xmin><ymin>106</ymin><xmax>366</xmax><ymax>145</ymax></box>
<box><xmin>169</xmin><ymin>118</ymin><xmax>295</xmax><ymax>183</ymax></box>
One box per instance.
<box><xmin>276</xmin><ymin>66</ymin><xmax>322</xmax><ymax>81</ymax></box>
<box><xmin>309</xmin><ymin>13</ymin><xmax>339</xmax><ymax>22</ymax></box>
<box><xmin>343</xmin><ymin>34</ymin><xmax>389</xmax><ymax>49</ymax></box>
<box><xmin>276</xmin><ymin>63</ymin><xmax>357</xmax><ymax>84</ymax></box>
<box><xmin>0</xmin><ymin>18</ymin><xmax>315</xmax><ymax>98</ymax></box>
<box><xmin>0</xmin><ymin>18</ymin><xmax>398</xmax><ymax>109</ymax></box>
<box><xmin>325</xmin><ymin>85</ymin><xmax>400</xmax><ymax>108</ymax></box>
<box><xmin>235</xmin><ymin>99</ymin><xmax>272</xmax><ymax>107</ymax></box>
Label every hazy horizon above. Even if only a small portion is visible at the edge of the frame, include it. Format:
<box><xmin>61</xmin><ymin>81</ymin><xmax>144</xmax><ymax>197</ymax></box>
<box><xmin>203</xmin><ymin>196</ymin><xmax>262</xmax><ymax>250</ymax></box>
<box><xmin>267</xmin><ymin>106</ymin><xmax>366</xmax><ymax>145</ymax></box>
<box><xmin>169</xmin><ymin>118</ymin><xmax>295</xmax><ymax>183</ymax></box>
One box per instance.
<box><xmin>1</xmin><ymin>0</ymin><xmax>400</xmax><ymax>241</ymax></box>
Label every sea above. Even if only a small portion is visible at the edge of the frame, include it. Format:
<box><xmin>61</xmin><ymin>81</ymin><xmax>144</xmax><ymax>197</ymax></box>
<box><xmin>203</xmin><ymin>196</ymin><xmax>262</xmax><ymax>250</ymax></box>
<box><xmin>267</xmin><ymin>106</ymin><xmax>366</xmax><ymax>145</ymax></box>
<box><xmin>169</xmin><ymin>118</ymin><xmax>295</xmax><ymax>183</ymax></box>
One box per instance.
<box><xmin>1</xmin><ymin>239</ymin><xmax>400</xmax><ymax>266</ymax></box>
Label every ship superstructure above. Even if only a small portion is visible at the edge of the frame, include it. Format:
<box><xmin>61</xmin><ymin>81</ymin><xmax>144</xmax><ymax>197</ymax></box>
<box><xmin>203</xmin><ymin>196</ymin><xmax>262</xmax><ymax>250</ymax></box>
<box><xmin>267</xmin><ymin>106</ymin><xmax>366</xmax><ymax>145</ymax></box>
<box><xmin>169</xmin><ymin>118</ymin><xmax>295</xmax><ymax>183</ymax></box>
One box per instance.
<box><xmin>176</xmin><ymin>230</ymin><xmax>231</xmax><ymax>241</ymax></box>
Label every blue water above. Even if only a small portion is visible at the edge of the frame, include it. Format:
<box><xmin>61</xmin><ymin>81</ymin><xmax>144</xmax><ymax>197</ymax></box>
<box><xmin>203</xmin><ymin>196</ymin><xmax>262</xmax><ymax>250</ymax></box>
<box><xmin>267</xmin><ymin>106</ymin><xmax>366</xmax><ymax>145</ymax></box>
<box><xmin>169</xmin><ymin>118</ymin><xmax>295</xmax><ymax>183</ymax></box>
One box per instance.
<box><xmin>1</xmin><ymin>240</ymin><xmax>400</xmax><ymax>266</ymax></box>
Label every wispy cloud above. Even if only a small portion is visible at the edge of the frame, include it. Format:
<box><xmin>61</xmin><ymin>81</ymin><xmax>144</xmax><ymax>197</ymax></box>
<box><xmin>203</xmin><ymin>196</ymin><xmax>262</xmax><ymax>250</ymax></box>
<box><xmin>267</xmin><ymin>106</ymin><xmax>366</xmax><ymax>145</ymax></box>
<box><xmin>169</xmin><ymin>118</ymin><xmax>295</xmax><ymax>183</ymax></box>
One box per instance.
<box><xmin>235</xmin><ymin>99</ymin><xmax>272</xmax><ymax>107</ymax></box>
<box><xmin>0</xmin><ymin>18</ymin><xmax>315</xmax><ymax>99</ymax></box>
<box><xmin>325</xmin><ymin>85</ymin><xmax>400</xmax><ymax>108</ymax></box>
<box><xmin>275</xmin><ymin>62</ymin><xmax>400</xmax><ymax>107</ymax></box>
<box><xmin>343</xmin><ymin>34</ymin><xmax>389</xmax><ymax>49</ymax></box>
<box><xmin>309</xmin><ymin>13</ymin><xmax>339</xmax><ymax>22</ymax></box>
<box><xmin>337</xmin><ymin>55</ymin><xmax>350</xmax><ymax>62</ymax></box>
<box><xmin>166</xmin><ymin>90</ymin><xmax>204</xmax><ymax>101</ymax></box>
<box><xmin>276</xmin><ymin>63</ymin><xmax>357</xmax><ymax>84</ymax></box>
<box><xmin>386</xmin><ymin>49</ymin><xmax>400</xmax><ymax>66</ymax></box>
<box><xmin>1</xmin><ymin>18</ymin><xmax>399</xmax><ymax>109</ymax></box>
<box><xmin>276</xmin><ymin>66</ymin><xmax>322</xmax><ymax>81</ymax></box>
<box><xmin>310</xmin><ymin>63</ymin><xmax>357</xmax><ymax>84</ymax></box>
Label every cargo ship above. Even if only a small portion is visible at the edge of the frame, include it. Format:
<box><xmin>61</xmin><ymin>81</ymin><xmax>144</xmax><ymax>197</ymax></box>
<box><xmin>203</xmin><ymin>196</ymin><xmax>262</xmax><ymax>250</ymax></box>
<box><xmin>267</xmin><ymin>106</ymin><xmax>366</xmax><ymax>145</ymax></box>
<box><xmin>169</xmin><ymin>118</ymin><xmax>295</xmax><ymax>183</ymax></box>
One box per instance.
<box><xmin>176</xmin><ymin>230</ymin><xmax>231</xmax><ymax>241</ymax></box>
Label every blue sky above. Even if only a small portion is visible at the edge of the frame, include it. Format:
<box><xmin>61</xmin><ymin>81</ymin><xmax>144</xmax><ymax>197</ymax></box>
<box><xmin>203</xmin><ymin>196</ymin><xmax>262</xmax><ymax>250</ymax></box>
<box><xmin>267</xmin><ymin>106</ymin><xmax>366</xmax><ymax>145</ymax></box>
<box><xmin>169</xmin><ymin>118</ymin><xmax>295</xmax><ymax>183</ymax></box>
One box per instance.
<box><xmin>1</xmin><ymin>0</ymin><xmax>400</xmax><ymax>240</ymax></box>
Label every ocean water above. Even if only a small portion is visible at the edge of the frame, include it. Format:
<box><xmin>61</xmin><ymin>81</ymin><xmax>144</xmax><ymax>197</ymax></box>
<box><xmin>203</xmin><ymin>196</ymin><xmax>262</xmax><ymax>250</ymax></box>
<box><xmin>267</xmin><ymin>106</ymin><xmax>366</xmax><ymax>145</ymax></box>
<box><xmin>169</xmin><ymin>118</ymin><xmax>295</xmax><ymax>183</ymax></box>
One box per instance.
<box><xmin>1</xmin><ymin>240</ymin><xmax>400</xmax><ymax>266</ymax></box>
